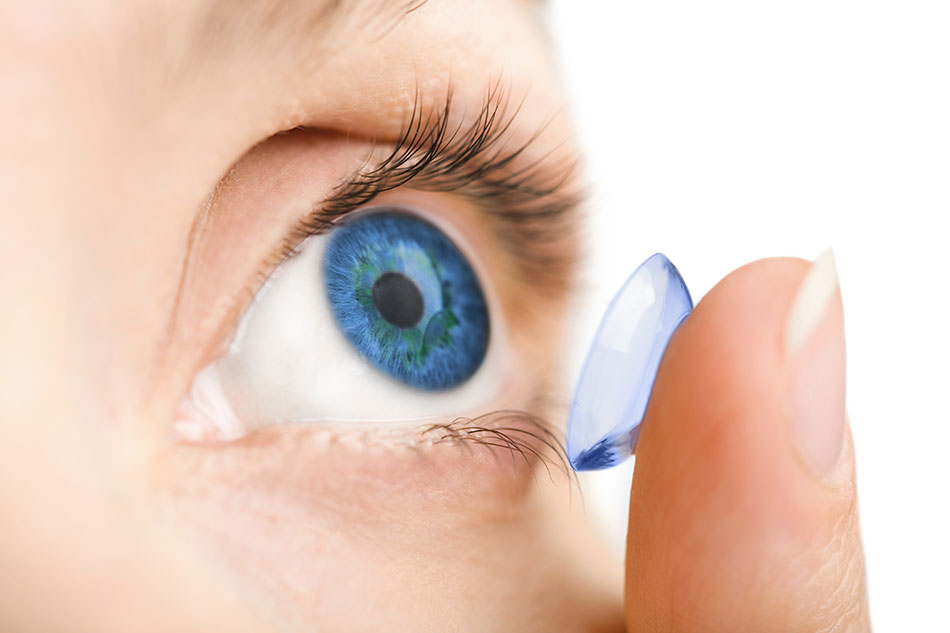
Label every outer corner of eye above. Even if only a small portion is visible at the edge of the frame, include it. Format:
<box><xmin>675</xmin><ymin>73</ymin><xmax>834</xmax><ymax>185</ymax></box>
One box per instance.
<box><xmin>174</xmin><ymin>206</ymin><xmax>507</xmax><ymax>443</ymax></box>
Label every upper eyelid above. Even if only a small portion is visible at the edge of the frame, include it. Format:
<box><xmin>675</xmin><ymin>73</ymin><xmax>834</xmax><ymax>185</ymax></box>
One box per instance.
<box><xmin>157</xmin><ymin>82</ymin><xmax>582</xmax><ymax>403</ymax></box>
<box><xmin>279</xmin><ymin>81</ymin><xmax>585</xmax><ymax>295</ymax></box>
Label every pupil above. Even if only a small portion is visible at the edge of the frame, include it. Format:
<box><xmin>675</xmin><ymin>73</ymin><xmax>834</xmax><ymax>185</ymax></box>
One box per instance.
<box><xmin>372</xmin><ymin>271</ymin><xmax>425</xmax><ymax>328</ymax></box>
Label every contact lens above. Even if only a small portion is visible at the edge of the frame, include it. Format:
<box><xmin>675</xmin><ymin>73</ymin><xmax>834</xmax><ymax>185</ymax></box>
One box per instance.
<box><xmin>567</xmin><ymin>253</ymin><xmax>692</xmax><ymax>471</ymax></box>
<box><xmin>323</xmin><ymin>211</ymin><xmax>489</xmax><ymax>391</ymax></box>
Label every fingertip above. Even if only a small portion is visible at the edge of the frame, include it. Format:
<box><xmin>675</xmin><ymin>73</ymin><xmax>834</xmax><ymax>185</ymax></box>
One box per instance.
<box><xmin>625</xmin><ymin>256</ymin><xmax>868</xmax><ymax>632</ymax></box>
<box><xmin>634</xmin><ymin>257</ymin><xmax>813</xmax><ymax>496</ymax></box>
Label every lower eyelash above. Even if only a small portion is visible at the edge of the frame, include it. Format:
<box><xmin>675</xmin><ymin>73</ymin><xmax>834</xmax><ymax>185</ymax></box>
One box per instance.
<box><xmin>420</xmin><ymin>409</ymin><xmax>576</xmax><ymax>488</ymax></box>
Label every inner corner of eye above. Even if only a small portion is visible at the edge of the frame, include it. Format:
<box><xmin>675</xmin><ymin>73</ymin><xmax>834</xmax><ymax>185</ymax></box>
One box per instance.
<box><xmin>195</xmin><ymin>206</ymin><xmax>500</xmax><ymax>435</ymax></box>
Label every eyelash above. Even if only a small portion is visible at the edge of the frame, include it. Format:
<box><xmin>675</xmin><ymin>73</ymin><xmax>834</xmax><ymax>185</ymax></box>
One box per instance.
<box><xmin>421</xmin><ymin>409</ymin><xmax>575</xmax><ymax>488</ymax></box>
<box><xmin>276</xmin><ymin>79</ymin><xmax>583</xmax><ymax>295</ymax></box>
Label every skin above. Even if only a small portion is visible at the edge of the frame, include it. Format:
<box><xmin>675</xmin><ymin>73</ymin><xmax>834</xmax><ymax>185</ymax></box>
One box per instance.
<box><xmin>0</xmin><ymin>0</ymin><xmax>869</xmax><ymax>631</ymax></box>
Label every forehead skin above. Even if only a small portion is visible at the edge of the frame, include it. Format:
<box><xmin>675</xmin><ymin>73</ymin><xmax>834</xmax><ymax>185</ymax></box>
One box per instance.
<box><xmin>0</xmin><ymin>1</ymin><xmax>619</xmax><ymax>631</ymax></box>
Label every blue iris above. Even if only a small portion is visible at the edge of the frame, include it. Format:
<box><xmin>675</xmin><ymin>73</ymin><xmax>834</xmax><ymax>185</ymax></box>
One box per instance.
<box><xmin>323</xmin><ymin>211</ymin><xmax>490</xmax><ymax>391</ymax></box>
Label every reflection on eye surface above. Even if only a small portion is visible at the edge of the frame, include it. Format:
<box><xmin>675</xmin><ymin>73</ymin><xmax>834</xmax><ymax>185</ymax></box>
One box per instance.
<box><xmin>324</xmin><ymin>211</ymin><xmax>489</xmax><ymax>391</ymax></box>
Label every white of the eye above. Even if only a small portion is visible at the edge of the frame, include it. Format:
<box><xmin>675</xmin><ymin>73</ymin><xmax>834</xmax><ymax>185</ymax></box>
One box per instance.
<box><xmin>210</xmin><ymin>229</ymin><xmax>505</xmax><ymax>432</ymax></box>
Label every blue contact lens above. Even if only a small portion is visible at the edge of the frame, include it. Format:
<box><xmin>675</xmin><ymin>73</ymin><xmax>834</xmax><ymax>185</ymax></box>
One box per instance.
<box><xmin>567</xmin><ymin>253</ymin><xmax>693</xmax><ymax>471</ymax></box>
<box><xmin>323</xmin><ymin>211</ymin><xmax>490</xmax><ymax>391</ymax></box>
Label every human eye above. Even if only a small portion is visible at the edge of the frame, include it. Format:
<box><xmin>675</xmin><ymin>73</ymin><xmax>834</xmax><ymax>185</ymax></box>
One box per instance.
<box><xmin>172</xmin><ymin>89</ymin><xmax>581</xmax><ymax>452</ymax></box>
<box><xmin>185</xmin><ymin>207</ymin><xmax>504</xmax><ymax>437</ymax></box>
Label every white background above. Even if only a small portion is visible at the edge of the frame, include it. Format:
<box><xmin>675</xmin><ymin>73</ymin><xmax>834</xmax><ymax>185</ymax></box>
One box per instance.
<box><xmin>548</xmin><ymin>1</ymin><xmax>949</xmax><ymax>630</ymax></box>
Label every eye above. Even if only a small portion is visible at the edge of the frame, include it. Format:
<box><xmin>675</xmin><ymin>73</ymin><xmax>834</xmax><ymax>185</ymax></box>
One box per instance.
<box><xmin>324</xmin><ymin>211</ymin><xmax>490</xmax><ymax>391</ymax></box>
<box><xmin>181</xmin><ymin>204</ymin><xmax>506</xmax><ymax>439</ymax></box>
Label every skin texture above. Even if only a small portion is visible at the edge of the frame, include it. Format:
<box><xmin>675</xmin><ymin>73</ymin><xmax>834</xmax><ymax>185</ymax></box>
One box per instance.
<box><xmin>0</xmin><ymin>0</ymin><xmax>869</xmax><ymax>631</ymax></box>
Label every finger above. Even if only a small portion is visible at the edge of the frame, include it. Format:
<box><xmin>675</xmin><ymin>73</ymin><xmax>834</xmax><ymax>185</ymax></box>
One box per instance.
<box><xmin>625</xmin><ymin>255</ymin><xmax>870</xmax><ymax>632</ymax></box>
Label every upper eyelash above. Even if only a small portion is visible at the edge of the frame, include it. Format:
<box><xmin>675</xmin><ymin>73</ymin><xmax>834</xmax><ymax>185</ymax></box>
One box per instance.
<box><xmin>283</xmin><ymin>79</ymin><xmax>584</xmax><ymax>296</ymax></box>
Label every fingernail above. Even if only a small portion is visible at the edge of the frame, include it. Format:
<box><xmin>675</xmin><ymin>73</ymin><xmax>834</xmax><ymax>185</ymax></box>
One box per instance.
<box><xmin>785</xmin><ymin>249</ymin><xmax>847</xmax><ymax>479</ymax></box>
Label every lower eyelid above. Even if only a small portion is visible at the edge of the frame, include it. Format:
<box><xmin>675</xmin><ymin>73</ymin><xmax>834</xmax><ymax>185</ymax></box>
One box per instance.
<box><xmin>172</xmin><ymin>346</ymin><xmax>530</xmax><ymax>444</ymax></box>
<box><xmin>169</xmin><ymin>406</ymin><xmax>570</xmax><ymax>493</ymax></box>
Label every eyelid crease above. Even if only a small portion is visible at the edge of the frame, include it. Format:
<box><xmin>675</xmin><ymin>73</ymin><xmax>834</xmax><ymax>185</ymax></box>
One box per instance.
<box><xmin>280</xmin><ymin>79</ymin><xmax>585</xmax><ymax>297</ymax></box>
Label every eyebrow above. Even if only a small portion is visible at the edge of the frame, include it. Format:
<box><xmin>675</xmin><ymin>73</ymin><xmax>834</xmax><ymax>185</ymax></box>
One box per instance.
<box><xmin>191</xmin><ymin>0</ymin><xmax>431</xmax><ymax>59</ymax></box>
